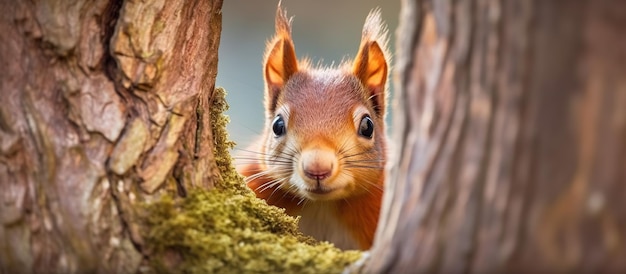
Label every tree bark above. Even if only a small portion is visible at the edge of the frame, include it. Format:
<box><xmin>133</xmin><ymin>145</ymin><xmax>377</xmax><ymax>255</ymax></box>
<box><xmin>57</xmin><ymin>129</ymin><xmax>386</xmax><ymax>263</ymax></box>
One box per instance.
<box><xmin>0</xmin><ymin>0</ymin><xmax>223</xmax><ymax>272</ymax></box>
<box><xmin>364</xmin><ymin>0</ymin><xmax>626</xmax><ymax>272</ymax></box>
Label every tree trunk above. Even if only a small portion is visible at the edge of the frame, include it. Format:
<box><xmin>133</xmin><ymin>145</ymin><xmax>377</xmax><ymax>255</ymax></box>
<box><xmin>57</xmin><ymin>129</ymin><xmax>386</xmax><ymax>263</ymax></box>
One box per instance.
<box><xmin>363</xmin><ymin>0</ymin><xmax>626</xmax><ymax>272</ymax></box>
<box><xmin>0</xmin><ymin>0</ymin><xmax>223</xmax><ymax>272</ymax></box>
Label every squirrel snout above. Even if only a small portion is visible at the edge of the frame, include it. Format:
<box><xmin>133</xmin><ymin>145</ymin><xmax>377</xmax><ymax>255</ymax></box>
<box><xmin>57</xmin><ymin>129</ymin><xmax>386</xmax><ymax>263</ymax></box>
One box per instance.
<box><xmin>300</xmin><ymin>149</ymin><xmax>336</xmax><ymax>182</ymax></box>
<box><xmin>304</xmin><ymin>168</ymin><xmax>332</xmax><ymax>181</ymax></box>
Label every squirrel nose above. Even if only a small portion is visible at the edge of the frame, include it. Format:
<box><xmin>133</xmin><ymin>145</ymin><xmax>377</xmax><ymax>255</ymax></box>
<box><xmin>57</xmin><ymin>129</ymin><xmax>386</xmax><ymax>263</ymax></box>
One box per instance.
<box><xmin>300</xmin><ymin>149</ymin><xmax>335</xmax><ymax>181</ymax></box>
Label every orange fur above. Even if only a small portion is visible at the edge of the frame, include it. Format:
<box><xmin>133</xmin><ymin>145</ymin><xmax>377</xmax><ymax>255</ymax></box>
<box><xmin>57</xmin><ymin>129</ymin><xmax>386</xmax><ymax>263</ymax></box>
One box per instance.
<box><xmin>236</xmin><ymin>3</ymin><xmax>389</xmax><ymax>250</ymax></box>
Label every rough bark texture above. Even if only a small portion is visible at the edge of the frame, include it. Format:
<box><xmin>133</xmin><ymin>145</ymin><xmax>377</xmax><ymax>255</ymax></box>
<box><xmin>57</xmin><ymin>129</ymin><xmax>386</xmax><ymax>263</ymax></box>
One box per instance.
<box><xmin>364</xmin><ymin>0</ymin><xmax>626</xmax><ymax>272</ymax></box>
<box><xmin>0</xmin><ymin>0</ymin><xmax>223</xmax><ymax>272</ymax></box>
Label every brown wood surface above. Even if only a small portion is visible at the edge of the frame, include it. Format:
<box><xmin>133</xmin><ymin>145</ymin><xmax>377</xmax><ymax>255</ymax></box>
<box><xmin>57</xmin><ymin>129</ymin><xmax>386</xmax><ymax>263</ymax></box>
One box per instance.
<box><xmin>364</xmin><ymin>0</ymin><xmax>626</xmax><ymax>272</ymax></box>
<box><xmin>0</xmin><ymin>0</ymin><xmax>223</xmax><ymax>272</ymax></box>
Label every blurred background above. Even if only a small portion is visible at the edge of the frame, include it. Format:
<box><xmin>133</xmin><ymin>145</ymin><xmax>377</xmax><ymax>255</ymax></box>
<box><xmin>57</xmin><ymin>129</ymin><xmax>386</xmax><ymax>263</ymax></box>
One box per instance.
<box><xmin>216</xmin><ymin>0</ymin><xmax>401</xmax><ymax>149</ymax></box>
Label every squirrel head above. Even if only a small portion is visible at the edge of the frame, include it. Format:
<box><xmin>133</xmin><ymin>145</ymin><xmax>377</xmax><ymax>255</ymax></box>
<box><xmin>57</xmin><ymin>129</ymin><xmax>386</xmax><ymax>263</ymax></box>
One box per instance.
<box><xmin>259</xmin><ymin>3</ymin><xmax>390</xmax><ymax>201</ymax></box>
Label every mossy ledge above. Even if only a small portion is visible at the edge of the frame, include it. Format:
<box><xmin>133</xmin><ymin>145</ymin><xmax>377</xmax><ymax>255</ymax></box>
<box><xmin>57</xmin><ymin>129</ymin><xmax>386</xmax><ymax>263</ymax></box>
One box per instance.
<box><xmin>143</xmin><ymin>87</ymin><xmax>362</xmax><ymax>273</ymax></box>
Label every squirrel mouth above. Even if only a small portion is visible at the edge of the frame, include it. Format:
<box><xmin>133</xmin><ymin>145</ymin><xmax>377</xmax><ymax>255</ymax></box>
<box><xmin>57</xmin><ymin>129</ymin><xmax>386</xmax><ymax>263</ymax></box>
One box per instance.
<box><xmin>303</xmin><ymin>177</ymin><xmax>336</xmax><ymax>195</ymax></box>
<box><xmin>306</xmin><ymin>187</ymin><xmax>334</xmax><ymax>195</ymax></box>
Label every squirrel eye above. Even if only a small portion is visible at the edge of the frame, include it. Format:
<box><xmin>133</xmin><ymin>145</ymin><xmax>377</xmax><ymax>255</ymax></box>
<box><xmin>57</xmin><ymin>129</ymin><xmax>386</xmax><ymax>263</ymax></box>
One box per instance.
<box><xmin>358</xmin><ymin>115</ymin><xmax>374</xmax><ymax>139</ymax></box>
<box><xmin>272</xmin><ymin>115</ymin><xmax>286</xmax><ymax>137</ymax></box>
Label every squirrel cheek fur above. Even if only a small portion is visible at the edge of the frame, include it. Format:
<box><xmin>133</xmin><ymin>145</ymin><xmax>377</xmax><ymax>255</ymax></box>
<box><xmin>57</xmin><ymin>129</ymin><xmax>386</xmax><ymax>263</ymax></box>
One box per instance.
<box><xmin>237</xmin><ymin>3</ymin><xmax>389</xmax><ymax>250</ymax></box>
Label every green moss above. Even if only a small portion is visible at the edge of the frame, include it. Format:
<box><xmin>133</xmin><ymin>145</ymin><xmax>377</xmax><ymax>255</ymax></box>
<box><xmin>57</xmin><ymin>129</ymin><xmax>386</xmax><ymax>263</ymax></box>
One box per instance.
<box><xmin>143</xmin><ymin>87</ymin><xmax>361</xmax><ymax>273</ymax></box>
<box><xmin>209</xmin><ymin>87</ymin><xmax>251</xmax><ymax>195</ymax></box>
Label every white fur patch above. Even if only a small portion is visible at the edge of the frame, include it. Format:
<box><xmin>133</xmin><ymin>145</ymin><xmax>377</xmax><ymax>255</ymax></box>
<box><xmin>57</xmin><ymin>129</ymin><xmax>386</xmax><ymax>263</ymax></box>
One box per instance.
<box><xmin>298</xmin><ymin>202</ymin><xmax>360</xmax><ymax>250</ymax></box>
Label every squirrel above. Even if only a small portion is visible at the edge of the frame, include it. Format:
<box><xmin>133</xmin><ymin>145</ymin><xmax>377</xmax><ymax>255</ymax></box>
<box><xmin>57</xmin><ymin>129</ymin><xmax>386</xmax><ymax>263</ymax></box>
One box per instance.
<box><xmin>236</xmin><ymin>3</ymin><xmax>389</xmax><ymax>250</ymax></box>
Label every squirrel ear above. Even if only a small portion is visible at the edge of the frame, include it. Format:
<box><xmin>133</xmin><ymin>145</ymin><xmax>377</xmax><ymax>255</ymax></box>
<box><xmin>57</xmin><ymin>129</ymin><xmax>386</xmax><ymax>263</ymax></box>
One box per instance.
<box><xmin>264</xmin><ymin>4</ymin><xmax>298</xmax><ymax>114</ymax></box>
<box><xmin>353</xmin><ymin>9</ymin><xmax>389</xmax><ymax>117</ymax></box>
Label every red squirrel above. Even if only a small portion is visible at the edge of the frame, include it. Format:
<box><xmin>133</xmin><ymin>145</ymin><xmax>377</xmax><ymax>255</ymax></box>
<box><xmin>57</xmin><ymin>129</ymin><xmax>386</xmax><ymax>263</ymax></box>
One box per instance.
<box><xmin>237</xmin><ymin>4</ymin><xmax>389</xmax><ymax>250</ymax></box>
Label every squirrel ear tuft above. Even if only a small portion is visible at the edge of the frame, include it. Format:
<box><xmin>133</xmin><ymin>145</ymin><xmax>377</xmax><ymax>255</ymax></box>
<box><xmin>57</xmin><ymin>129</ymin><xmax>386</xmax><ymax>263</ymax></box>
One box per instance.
<box><xmin>264</xmin><ymin>3</ymin><xmax>298</xmax><ymax>114</ymax></box>
<box><xmin>353</xmin><ymin>9</ymin><xmax>389</xmax><ymax>117</ymax></box>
